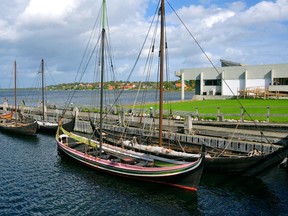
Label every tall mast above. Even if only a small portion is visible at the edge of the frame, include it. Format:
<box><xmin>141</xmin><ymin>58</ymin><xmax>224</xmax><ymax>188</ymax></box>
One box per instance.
<box><xmin>41</xmin><ymin>59</ymin><xmax>45</xmax><ymax>121</ymax></box>
<box><xmin>14</xmin><ymin>61</ymin><xmax>17</xmax><ymax>124</ymax></box>
<box><xmin>159</xmin><ymin>0</ymin><xmax>165</xmax><ymax>146</ymax></box>
<box><xmin>99</xmin><ymin>0</ymin><xmax>106</xmax><ymax>152</ymax></box>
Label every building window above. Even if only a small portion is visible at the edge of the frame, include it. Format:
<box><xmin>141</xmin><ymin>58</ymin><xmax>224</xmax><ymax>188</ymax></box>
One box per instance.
<box><xmin>204</xmin><ymin>79</ymin><xmax>221</xmax><ymax>86</ymax></box>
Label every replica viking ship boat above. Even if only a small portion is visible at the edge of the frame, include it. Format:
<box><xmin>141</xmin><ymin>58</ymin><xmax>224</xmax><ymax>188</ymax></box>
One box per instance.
<box><xmin>0</xmin><ymin>61</ymin><xmax>38</xmax><ymax>136</ymax></box>
<box><xmin>89</xmin><ymin>0</ymin><xmax>288</xmax><ymax>176</ymax></box>
<box><xmin>36</xmin><ymin>59</ymin><xmax>75</xmax><ymax>133</ymax></box>
<box><xmin>56</xmin><ymin>0</ymin><xmax>205</xmax><ymax>191</ymax></box>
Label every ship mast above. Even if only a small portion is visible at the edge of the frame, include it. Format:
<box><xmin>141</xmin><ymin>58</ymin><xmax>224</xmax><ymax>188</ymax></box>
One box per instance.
<box><xmin>14</xmin><ymin>61</ymin><xmax>17</xmax><ymax>125</ymax></box>
<box><xmin>99</xmin><ymin>0</ymin><xmax>106</xmax><ymax>152</ymax></box>
<box><xmin>41</xmin><ymin>59</ymin><xmax>45</xmax><ymax>121</ymax></box>
<box><xmin>158</xmin><ymin>0</ymin><xmax>165</xmax><ymax>147</ymax></box>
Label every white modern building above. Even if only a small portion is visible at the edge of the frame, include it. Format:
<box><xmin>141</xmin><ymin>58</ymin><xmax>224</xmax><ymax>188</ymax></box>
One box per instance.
<box><xmin>175</xmin><ymin>60</ymin><xmax>288</xmax><ymax>99</ymax></box>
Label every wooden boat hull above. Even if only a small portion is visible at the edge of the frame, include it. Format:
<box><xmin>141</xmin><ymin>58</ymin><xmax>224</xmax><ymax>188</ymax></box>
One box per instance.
<box><xmin>56</xmin><ymin>127</ymin><xmax>205</xmax><ymax>191</ymax></box>
<box><xmin>37</xmin><ymin>117</ymin><xmax>75</xmax><ymax>133</ymax></box>
<box><xmin>91</xmin><ymin>122</ymin><xmax>288</xmax><ymax>176</ymax></box>
<box><xmin>206</xmin><ymin>142</ymin><xmax>288</xmax><ymax>176</ymax></box>
<box><xmin>205</xmin><ymin>155</ymin><xmax>274</xmax><ymax>176</ymax></box>
<box><xmin>0</xmin><ymin>112</ymin><xmax>13</xmax><ymax>120</ymax></box>
<box><xmin>0</xmin><ymin>120</ymin><xmax>38</xmax><ymax>136</ymax></box>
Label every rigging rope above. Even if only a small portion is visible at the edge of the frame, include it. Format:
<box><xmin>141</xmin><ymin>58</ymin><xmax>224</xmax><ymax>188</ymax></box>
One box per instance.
<box><xmin>166</xmin><ymin>0</ymin><xmax>272</xmax><ymax>146</ymax></box>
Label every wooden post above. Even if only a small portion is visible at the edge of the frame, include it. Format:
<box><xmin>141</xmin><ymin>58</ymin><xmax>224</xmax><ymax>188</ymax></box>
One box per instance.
<box><xmin>119</xmin><ymin>109</ymin><xmax>126</xmax><ymax>127</ymax></box>
<box><xmin>217</xmin><ymin>107</ymin><xmax>223</xmax><ymax>121</ymax></box>
<box><xmin>184</xmin><ymin>115</ymin><xmax>193</xmax><ymax>134</ymax></box>
<box><xmin>73</xmin><ymin>107</ymin><xmax>79</xmax><ymax>121</ymax></box>
<box><xmin>266</xmin><ymin>106</ymin><xmax>270</xmax><ymax>123</ymax></box>
<box><xmin>195</xmin><ymin>108</ymin><xmax>199</xmax><ymax>121</ymax></box>
<box><xmin>240</xmin><ymin>107</ymin><xmax>244</xmax><ymax>122</ymax></box>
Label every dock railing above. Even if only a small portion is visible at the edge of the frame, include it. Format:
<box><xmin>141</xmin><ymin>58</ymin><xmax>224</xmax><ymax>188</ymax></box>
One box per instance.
<box><xmin>1</xmin><ymin>104</ymin><xmax>288</xmax><ymax>123</ymax></box>
<box><xmin>131</xmin><ymin>106</ymin><xmax>288</xmax><ymax>123</ymax></box>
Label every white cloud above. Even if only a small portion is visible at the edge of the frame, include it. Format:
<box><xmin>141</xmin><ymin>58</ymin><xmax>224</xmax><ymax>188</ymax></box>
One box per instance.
<box><xmin>241</xmin><ymin>0</ymin><xmax>288</xmax><ymax>23</ymax></box>
<box><xmin>227</xmin><ymin>1</ymin><xmax>246</xmax><ymax>11</ymax></box>
<box><xmin>0</xmin><ymin>0</ymin><xmax>287</xmax><ymax>88</ymax></box>
<box><xmin>18</xmin><ymin>0</ymin><xmax>83</xmax><ymax>25</ymax></box>
<box><xmin>0</xmin><ymin>19</ymin><xmax>18</xmax><ymax>41</ymax></box>
<box><xmin>203</xmin><ymin>10</ymin><xmax>235</xmax><ymax>28</ymax></box>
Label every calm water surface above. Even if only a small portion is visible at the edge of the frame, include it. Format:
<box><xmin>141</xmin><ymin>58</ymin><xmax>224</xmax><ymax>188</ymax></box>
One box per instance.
<box><xmin>0</xmin><ymin>132</ymin><xmax>287</xmax><ymax>216</ymax></box>
<box><xmin>0</xmin><ymin>89</ymin><xmax>195</xmax><ymax>108</ymax></box>
<box><xmin>0</xmin><ymin>90</ymin><xmax>288</xmax><ymax>215</ymax></box>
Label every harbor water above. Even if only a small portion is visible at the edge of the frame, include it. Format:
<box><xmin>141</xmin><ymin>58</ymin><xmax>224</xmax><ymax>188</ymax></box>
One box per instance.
<box><xmin>0</xmin><ymin>89</ymin><xmax>195</xmax><ymax>108</ymax></box>
<box><xmin>1</xmin><ymin>132</ymin><xmax>288</xmax><ymax>215</ymax></box>
<box><xmin>0</xmin><ymin>90</ymin><xmax>288</xmax><ymax>215</ymax></box>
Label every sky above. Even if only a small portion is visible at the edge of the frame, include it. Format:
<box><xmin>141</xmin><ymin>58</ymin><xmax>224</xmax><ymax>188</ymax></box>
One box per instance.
<box><xmin>0</xmin><ymin>0</ymin><xmax>287</xmax><ymax>88</ymax></box>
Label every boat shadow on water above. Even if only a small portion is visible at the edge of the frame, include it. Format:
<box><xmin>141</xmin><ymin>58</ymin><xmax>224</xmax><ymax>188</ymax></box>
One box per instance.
<box><xmin>201</xmin><ymin>171</ymin><xmax>276</xmax><ymax>195</ymax></box>
<box><xmin>199</xmin><ymin>171</ymin><xmax>282</xmax><ymax>215</ymax></box>
<box><xmin>57</xmin><ymin>150</ymin><xmax>201</xmax><ymax>215</ymax></box>
<box><xmin>0</xmin><ymin>130</ymin><xmax>39</xmax><ymax>143</ymax></box>
<box><xmin>57</xmin><ymin>150</ymin><xmax>287</xmax><ymax>215</ymax></box>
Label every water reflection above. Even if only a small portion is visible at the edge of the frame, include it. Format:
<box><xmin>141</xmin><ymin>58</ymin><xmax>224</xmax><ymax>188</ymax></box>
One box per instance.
<box><xmin>199</xmin><ymin>172</ymin><xmax>281</xmax><ymax>216</ymax></box>
<box><xmin>1</xmin><ymin>131</ymin><xmax>286</xmax><ymax>215</ymax></box>
<box><xmin>57</xmin><ymin>153</ymin><xmax>201</xmax><ymax>216</ymax></box>
<box><xmin>0</xmin><ymin>130</ymin><xmax>39</xmax><ymax>144</ymax></box>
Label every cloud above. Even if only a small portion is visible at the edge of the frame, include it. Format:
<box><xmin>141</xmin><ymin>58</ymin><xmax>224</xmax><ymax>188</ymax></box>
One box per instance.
<box><xmin>242</xmin><ymin>0</ymin><xmax>288</xmax><ymax>23</ymax></box>
<box><xmin>0</xmin><ymin>19</ymin><xmax>18</xmax><ymax>41</ymax></box>
<box><xmin>166</xmin><ymin>0</ymin><xmax>288</xmax><ymax>69</ymax></box>
<box><xmin>18</xmin><ymin>0</ymin><xmax>83</xmax><ymax>25</ymax></box>
<box><xmin>203</xmin><ymin>10</ymin><xmax>235</xmax><ymax>28</ymax></box>
<box><xmin>0</xmin><ymin>0</ymin><xmax>287</xmax><ymax>88</ymax></box>
<box><xmin>227</xmin><ymin>1</ymin><xmax>246</xmax><ymax>11</ymax></box>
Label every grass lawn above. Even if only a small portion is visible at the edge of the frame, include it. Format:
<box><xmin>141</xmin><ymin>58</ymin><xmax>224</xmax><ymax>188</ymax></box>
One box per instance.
<box><xmin>127</xmin><ymin>98</ymin><xmax>288</xmax><ymax>123</ymax></box>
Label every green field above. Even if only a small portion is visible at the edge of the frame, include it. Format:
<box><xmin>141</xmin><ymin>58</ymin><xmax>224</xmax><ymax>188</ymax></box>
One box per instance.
<box><xmin>128</xmin><ymin>98</ymin><xmax>288</xmax><ymax>123</ymax></box>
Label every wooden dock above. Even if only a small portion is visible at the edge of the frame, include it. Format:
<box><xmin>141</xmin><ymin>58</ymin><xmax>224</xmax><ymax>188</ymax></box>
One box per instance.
<box><xmin>1</xmin><ymin>105</ymin><xmax>288</xmax><ymax>155</ymax></box>
<box><xmin>72</xmin><ymin>109</ymin><xmax>288</xmax><ymax>155</ymax></box>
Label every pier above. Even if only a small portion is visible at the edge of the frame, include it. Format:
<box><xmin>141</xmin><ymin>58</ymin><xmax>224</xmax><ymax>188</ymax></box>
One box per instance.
<box><xmin>38</xmin><ymin>107</ymin><xmax>288</xmax><ymax>154</ymax></box>
<box><xmin>1</xmin><ymin>104</ymin><xmax>288</xmax><ymax>155</ymax></box>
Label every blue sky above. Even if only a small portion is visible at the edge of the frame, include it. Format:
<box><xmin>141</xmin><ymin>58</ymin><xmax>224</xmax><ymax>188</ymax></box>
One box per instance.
<box><xmin>0</xmin><ymin>0</ymin><xmax>287</xmax><ymax>88</ymax></box>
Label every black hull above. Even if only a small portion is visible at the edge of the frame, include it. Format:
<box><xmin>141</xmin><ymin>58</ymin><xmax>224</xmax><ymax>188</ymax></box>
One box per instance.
<box><xmin>0</xmin><ymin>121</ymin><xmax>38</xmax><ymax>136</ymax></box>
<box><xmin>91</xmin><ymin>121</ymin><xmax>288</xmax><ymax>176</ymax></box>
<box><xmin>56</xmin><ymin>126</ymin><xmax>205</xmax><ymax>191</ymax></box>
<box><xmin>38</xmin><ymin>117</ymin><xmax>75</xmax><ymax>133</ymax></box>
<box><xmin>57</xmin><ymin>143</ymin><xmax>204</xmax><ymax>191</ymax></box>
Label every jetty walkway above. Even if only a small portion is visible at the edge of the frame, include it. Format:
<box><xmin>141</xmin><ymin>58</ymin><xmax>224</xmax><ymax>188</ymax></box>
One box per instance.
<box><xmin>1</xmin><ymin>105</ymin><xmax>288</xmax><ymax>156</ymax></box>
<box><xmin>47</xmin><ymin>107</ymin><xmax>288</xmax><ymax>153</ymax></box>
